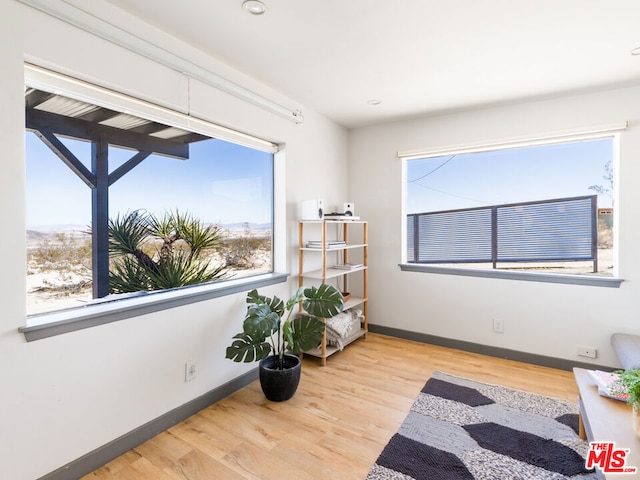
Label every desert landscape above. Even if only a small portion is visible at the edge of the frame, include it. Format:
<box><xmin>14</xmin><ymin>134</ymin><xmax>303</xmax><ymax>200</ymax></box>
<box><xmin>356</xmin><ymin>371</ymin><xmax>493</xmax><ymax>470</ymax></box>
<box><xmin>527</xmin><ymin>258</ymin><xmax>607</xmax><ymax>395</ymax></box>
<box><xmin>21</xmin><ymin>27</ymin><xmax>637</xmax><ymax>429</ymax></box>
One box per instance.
<box><xmin>26</xmin><ymin>221</ymin><xmax>613</xmax><ymax>316</ymax></box>
<box><xmin>26</xmin><ymin>225</ymin><xmax>272</xmax><ymax>316</ymax></box>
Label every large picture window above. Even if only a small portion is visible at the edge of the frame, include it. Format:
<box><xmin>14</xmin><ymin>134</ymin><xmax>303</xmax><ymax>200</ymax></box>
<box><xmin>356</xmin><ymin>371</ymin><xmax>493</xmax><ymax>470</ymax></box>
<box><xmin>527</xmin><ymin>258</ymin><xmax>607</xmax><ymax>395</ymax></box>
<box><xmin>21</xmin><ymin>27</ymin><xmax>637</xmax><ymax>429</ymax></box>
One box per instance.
<box><xmin>26</xmin><ymin>87</ymin><xmax>274</xmax><ymax>316</ymax></box>
<box><xmin>404</xmin><ymin>136</ymin><xmax>616</xmax><ymax>277</ymax></box>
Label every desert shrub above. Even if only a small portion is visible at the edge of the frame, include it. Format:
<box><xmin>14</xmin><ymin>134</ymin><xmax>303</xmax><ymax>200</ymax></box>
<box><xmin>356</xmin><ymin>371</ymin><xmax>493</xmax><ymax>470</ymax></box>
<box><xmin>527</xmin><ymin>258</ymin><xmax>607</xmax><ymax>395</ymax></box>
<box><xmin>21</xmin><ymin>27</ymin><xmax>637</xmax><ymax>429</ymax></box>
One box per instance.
<box><xmin>27</xmin><ymin>232</ymin><xmax>93</xmax><ymax>301</ymax></box>
<box><xmin>28</xmin><ymin>231</ymin><xmax>92</xmax><ymax>273</ymax></box>
<box><xmin>220</xmin><ymin>224</ymin><xmax>271</xmax><ymax>269</ymax></box>
<box><xmin>222</xmin><ymin>236</ymin><xmax>269</xmax><ymax>268</ymax></box>
<box><xmin>597</xmin><ymin>219</ymin><xmax>613</xmax><ymax>249</ymax></box>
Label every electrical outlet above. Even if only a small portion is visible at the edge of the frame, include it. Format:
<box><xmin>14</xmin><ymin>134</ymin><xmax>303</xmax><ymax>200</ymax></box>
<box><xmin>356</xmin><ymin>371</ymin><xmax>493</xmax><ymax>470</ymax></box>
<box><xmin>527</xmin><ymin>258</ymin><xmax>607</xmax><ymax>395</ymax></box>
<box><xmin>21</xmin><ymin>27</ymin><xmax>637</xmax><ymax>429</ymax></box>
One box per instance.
<box><xmin>493</xmin><ymin>318</ymin><xmax>504</xmax><ymax>333</ymax></box>
<box><xmin>577</xmin><ymin>346</ymin><xmax>597</xmax><ymax>359</ymax></box>
<box><xmin>185</xmin><ymin>360</ymin><xmax>197</xmax><ymax>382</ymax></box>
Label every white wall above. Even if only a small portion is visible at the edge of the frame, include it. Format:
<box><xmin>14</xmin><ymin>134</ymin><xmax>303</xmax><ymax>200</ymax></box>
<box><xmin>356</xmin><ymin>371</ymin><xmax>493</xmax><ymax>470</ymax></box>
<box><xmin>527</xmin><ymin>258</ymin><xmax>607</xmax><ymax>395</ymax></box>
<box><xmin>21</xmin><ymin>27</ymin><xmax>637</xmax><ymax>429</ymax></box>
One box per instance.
<box><xmin>6</xmin><ymin>3</ymin><xmax>639</xmax><ymax>479</ymax></box>
<box><xmin>350</xmin><ymin>86</ymin><xmax>640</xmax><ymax>371</ymax></box>
<box><xmin>0</xmin><ymin>2</ymin><xmax>348</xmax><ymax>479</ymax></box>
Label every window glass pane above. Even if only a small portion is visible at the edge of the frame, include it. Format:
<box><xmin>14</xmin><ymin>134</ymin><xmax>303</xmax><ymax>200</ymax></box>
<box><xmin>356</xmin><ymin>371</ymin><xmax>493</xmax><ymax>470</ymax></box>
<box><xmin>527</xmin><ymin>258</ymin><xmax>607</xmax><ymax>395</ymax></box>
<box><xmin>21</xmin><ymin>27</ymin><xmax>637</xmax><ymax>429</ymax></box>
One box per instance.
<box><xmin>26</xmin><ymin>89</ymin><xmax>273</xmax><ymax>316</ymax></box>
<box><xmin>26</xmin><ymin>133</ymin><xmax>93</xmax><ymax>314</ymax></box>
<box><xmin>405</xmin><ymin>138</ymin><xmax>614</xmax><ymax>275</ymax></box>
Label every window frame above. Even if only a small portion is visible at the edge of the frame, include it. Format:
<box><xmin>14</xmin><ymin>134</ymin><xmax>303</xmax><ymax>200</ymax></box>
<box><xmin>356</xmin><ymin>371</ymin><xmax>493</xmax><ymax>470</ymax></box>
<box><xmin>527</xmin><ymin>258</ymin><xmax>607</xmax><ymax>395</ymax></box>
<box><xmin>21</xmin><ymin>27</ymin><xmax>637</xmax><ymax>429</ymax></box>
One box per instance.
<box><xmin>20</xmin><ymin>272</ymin><xmax>289</xmax><ymax>341</ymax></box>
<box><xmin>398</xmin><ymin>124</ymin><xmax>625</xmax><ymax>288</ymax></box>
<box><xmin>21</xmin><ymin>65</ymin><xmax>287</xmax><ymax>341</ymax></box>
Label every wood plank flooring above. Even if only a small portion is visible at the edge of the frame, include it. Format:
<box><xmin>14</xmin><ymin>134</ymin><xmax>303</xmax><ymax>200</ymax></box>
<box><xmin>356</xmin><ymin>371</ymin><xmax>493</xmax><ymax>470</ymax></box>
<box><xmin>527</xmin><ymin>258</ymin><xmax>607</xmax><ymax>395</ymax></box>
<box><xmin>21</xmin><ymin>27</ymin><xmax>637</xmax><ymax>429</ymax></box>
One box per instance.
<box><xmin>81</xmin><ymin>333</ymin><xmax>579</xmax><ymax>480</ymax></box>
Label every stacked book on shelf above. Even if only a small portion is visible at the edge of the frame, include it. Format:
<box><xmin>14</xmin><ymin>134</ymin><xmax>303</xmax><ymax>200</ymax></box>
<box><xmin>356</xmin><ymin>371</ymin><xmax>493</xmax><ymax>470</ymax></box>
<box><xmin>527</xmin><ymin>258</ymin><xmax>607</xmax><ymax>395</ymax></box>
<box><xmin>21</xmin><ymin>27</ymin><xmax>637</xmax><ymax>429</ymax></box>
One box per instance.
<box><xmin>588</xmin><ymin>369</ymin><xmax>629</xmax><ymax>402</ymax></box>
<box><xmin>332</xmin><ymin>263</ymin><xmax>364</xmax><ymax>270</ymax></box>
<box><xmin>306</xmin><ymin>240</ymin><xmax>346</xmax><ymax>249</ymax></box>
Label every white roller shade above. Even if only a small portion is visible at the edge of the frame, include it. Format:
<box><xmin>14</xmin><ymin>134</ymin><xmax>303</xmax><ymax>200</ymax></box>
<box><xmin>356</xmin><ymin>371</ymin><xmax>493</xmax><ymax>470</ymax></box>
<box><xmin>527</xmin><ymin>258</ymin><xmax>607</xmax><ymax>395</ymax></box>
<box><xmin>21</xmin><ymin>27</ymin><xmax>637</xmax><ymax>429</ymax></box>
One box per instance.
<box><xmin>25</xmin><ymin>63</ymin><xmax>280</xmax><ymax>154</ymax></box>
<box><xmin>398</xmin><ymin>122</ymin><xmax>628</xmax><ymax>161</ymax></box>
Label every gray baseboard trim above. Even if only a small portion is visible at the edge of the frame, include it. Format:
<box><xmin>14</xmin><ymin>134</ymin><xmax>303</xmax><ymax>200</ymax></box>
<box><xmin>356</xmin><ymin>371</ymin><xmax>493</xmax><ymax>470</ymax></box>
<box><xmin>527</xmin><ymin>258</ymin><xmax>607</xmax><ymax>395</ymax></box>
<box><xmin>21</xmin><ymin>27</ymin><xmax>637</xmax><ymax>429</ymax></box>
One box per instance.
<box><xmin>38</xmin><ymin>368</ymin><xmax>259</xmax><ymax>480</ymax></box>
<box><xmin>368</xmin><ymin>324</ymin><xmax>612</xmax><ymax>372</ymax></box>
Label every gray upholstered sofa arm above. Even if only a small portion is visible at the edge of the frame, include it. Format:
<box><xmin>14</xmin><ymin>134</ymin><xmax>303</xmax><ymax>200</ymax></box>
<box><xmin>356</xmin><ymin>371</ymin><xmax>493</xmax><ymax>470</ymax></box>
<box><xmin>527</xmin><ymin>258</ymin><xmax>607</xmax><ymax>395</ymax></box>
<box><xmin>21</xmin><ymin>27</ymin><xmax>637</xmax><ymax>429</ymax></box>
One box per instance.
<box><xmin>611</xmin><ymin>333</ymin><xmax>640</xmax><ymax>369</ymax></box>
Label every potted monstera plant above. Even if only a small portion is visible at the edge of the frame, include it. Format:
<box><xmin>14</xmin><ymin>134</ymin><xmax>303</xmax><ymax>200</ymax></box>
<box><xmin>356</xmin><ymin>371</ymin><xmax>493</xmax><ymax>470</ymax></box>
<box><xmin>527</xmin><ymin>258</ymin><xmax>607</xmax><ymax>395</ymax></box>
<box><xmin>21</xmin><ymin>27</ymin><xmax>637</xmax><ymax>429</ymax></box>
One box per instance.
<box><xmin>225</xmin><ymin>284</ymin><xmax>344</xmax><ymax>401</ymax></box>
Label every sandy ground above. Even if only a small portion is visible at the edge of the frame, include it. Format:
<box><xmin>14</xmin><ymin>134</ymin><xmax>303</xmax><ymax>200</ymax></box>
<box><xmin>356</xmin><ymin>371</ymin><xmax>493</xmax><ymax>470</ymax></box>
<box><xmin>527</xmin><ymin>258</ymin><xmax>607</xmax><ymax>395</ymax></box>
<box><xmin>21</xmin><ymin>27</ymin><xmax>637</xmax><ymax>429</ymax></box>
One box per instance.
<box><xmin>26</xmin><ymin>229</ymin><xmax>271</xmax><ymax>316</ymax></box>
<box><xmin>26</xmin><ymin>264</ymin><xmax>272</xmax><ymax>316</ymax></box>
<box><xmin>27</xmin><ymin>272</ymin><xmax>93</xmax><ymax>314</ymax></box>
<box><xmin>475</xmin><ymin>247</ymin><xmax>614</xmax><ymax>275</ymax></box>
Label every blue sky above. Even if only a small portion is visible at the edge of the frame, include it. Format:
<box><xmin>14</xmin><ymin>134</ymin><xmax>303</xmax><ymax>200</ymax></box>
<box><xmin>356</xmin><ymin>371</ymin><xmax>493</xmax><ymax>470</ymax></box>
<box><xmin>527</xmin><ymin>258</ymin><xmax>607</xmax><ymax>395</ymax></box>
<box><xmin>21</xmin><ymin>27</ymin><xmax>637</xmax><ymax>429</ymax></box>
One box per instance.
<box><xmin>406</xmin><ymin>138</ymin><xmax>614</xmax><ymax>214</ymax></box>
<box><xmin>25</xmin><ymin>134</ymin><xmax>273</xmax><ymax>228</ymax></box>
<box><xmin>26</xmin><ymin>134</ymin><xmax>612</xmax><ymax>228</ymax></box>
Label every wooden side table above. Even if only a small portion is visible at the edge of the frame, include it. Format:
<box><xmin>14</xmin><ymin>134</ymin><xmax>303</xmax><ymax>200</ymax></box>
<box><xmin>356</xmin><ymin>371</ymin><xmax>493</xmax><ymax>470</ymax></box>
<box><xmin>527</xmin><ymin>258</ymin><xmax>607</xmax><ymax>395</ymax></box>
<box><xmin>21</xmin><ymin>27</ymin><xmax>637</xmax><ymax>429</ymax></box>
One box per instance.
<box><xmin>574</xmin><ymin>367</ymin><xmax>640</xmax><ymax>479</ymax></box>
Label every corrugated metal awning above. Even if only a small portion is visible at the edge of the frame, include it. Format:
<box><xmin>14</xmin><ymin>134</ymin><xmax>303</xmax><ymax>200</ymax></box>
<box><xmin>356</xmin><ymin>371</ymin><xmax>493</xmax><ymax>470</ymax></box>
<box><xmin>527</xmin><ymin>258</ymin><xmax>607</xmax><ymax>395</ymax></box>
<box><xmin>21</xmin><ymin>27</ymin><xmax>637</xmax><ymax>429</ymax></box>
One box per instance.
<box><xmin>25</xmin><ymin>87</ymin><xmax>209</xmax><ymax>146</ymax></box>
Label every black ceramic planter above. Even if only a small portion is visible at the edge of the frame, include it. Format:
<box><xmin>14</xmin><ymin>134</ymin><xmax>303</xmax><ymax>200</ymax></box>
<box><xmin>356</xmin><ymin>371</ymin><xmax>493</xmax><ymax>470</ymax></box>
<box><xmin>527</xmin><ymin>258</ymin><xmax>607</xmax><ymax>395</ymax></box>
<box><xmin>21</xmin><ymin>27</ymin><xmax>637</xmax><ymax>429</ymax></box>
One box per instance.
<box><xmin>259</xmin><ymin>354</ymin><xmax>302</xmax><ymax>402</ymax></box>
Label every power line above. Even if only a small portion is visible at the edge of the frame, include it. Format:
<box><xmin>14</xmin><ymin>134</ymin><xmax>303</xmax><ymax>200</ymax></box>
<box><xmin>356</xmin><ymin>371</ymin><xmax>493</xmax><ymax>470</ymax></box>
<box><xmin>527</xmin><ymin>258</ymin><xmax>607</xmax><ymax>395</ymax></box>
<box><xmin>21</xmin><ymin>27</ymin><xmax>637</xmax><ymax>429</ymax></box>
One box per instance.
<box><xmin>410</xmin><ymin>181</ymin><xmax>489</xmax><ymax>205</ymax></box>
<box><xmin>407</xmin><ymin>154</ymin><xmax>489</xmax><ymax>205</ymax></box>
<box><xmin>407</xmin><ymin>155</ymin><xmax>456</xmax><ymax>183</ymax></box>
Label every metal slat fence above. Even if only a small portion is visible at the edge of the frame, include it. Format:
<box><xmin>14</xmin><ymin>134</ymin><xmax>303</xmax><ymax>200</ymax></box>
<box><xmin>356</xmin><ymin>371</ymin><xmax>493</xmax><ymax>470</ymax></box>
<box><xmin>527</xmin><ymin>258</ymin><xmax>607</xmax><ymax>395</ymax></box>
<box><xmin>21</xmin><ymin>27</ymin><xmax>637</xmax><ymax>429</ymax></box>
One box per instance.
<box><xmin>407</xmin><ymin>195</ymin><xmax>597</xmax><ymax>272</ymax></box>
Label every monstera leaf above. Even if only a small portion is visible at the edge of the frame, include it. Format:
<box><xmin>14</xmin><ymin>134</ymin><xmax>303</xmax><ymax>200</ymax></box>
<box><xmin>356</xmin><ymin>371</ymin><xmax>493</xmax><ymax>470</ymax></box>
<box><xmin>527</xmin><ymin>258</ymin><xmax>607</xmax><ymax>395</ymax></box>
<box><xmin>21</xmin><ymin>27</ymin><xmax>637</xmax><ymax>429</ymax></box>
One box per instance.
<box><xmin>302</xmin><ymin>284</ymin><xmax>344</xmax><ymax>318</ymax></box>
<box><xmin>225</xmin><ymin>332</ymin><xmax>272</xmax><ymax>363</ymax></box>
<box><xmin>285</xmin><ymin>314</ymin><xmax>326</xmax><ymax>354</ymax></box>
<box><xmin>225</xmin><ymin>284</ymin><xmax>344</xmax><ymax>369</ymax></box>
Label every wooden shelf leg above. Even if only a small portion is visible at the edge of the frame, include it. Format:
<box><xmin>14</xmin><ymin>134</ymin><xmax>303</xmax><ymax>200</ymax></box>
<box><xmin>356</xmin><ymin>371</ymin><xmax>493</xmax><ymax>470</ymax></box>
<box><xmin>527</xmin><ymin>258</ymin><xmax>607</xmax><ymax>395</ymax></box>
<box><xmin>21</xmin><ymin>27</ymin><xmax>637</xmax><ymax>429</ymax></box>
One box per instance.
<box><xmin>321</xmin><ymin>319</ymin><xmax>327</xmax><ymax>366</ymax></box>
<box><xmin>578</xmin><ymin>410</ymin><xmax>586</xmax><ymax>440</ymax></box>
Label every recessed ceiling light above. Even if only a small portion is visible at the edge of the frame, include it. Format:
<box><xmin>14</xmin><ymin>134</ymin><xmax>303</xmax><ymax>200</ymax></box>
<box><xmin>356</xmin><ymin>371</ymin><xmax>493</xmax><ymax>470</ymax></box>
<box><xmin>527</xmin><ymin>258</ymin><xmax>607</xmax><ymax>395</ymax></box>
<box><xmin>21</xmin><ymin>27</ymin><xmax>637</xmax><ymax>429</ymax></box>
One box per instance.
<box><xmin>367</xmin><ymin>99</ymin><xmax>382</xmax><ymax>106</ymax></box>
<box><xmin>242</xmin><ymin>0</ymin><xmax>267</xmax><ymax>15</ymax></box>
<box><xmin>632</xmin><ymin>46</ymin><xmax>640</xmax><ymax>56</ymax></box>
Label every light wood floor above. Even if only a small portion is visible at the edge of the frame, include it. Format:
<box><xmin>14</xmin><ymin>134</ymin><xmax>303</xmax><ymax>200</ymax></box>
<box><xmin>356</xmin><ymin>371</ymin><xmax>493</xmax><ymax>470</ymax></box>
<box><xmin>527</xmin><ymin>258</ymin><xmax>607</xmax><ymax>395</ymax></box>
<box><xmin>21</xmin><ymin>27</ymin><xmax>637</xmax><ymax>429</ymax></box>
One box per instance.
<box><xmin>81</xmin><ymin>333</ymin><xmax>579</xmax><ymax>480</ymax></box>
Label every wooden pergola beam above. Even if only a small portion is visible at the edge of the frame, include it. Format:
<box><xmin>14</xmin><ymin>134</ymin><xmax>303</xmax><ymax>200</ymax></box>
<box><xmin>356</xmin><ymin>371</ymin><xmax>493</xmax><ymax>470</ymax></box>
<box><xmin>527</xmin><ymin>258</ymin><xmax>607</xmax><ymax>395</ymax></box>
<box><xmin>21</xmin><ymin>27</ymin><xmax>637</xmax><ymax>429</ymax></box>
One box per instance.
<box><xmin>32</xmin><ymin>129</ymin><xmax>96</xmax><ymax>188</ymax></box>
<box><xmin>26</xmin><ymin>108</ymin><xmax>191</xmax><ymax>160</ymax></box>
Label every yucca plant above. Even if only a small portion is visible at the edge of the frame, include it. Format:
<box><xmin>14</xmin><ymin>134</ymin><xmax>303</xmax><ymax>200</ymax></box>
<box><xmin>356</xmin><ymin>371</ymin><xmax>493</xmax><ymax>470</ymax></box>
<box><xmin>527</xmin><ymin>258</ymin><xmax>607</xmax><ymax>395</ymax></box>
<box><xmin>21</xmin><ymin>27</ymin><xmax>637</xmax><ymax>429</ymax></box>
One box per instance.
<box><xmin>226</xmin><ymin>284</ymin><xmax>344</xmax><ymax>369</ymax></box>
<box><xmin>108</xmin><ymin>209</ymin><xmax>228</xmax><ymax>293</ymax></box>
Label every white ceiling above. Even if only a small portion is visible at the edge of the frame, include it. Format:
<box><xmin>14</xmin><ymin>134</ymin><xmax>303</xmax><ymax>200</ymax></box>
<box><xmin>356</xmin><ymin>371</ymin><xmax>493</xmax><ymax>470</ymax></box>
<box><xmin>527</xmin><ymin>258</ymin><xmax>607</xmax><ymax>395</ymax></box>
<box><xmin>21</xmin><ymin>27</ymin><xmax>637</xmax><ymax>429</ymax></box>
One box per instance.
<box><xmin>101</xmin><ymin>0</ymin><xmax>640</xmax><ymax>128</ymax></box>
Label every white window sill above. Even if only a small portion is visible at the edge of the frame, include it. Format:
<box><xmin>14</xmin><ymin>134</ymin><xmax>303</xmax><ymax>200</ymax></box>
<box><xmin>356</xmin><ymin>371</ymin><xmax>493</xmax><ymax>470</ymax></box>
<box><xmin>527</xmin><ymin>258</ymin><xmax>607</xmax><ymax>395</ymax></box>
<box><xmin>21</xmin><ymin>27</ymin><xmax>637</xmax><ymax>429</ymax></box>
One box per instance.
<box><xmin>398</xmin><ymin>264</ymin><xmax>623</xmax><ymax>288</ymax></box>
<box><xmin>20</xmin><ymin>272</ymin><xmax>288</xmax><ymax>342</ymax></box>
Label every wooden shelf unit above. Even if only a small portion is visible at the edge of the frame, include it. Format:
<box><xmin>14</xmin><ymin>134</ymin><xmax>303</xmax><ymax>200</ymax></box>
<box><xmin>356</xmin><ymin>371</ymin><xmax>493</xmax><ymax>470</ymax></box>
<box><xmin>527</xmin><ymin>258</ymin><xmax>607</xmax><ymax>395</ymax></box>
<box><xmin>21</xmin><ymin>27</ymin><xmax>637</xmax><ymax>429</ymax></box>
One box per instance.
<box><xmin>298</xmin><ymin>220</ymin><xmax>368</xmax><ymax>366</ymax></box>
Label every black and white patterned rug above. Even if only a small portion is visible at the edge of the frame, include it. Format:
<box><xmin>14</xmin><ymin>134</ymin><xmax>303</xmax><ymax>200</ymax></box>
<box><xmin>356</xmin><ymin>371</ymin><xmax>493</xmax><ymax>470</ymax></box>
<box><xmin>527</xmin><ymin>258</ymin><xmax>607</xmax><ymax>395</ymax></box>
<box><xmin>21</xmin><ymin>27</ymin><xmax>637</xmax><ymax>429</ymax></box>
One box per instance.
<box><xmin>367</xmin><ymin>371</ymin><xmax>596</xmax><ymax>480</ymax></box>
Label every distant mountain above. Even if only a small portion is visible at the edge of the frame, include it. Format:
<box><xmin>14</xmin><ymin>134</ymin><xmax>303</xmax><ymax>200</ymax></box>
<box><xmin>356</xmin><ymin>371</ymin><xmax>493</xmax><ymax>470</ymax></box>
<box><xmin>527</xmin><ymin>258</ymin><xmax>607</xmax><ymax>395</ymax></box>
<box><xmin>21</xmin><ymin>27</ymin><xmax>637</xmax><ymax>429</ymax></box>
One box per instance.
<box><xmin>26</xmin><ymin>222</ymin><xmax>271</xmax><ymax>236</ymax></box>
<box><xmin>222</xmin><ymin>222</ymin><xmax>272</xmax><ymax>232</ymax></box>
<box><xmin>27</xmin><ymin>224</ymin><xmax>87</xmax><ymax>233</ymax></box>
<box><xmin>26</xmin><ymin>229</ymin><xmax>49</xmax><ymax>240</ymax></box>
